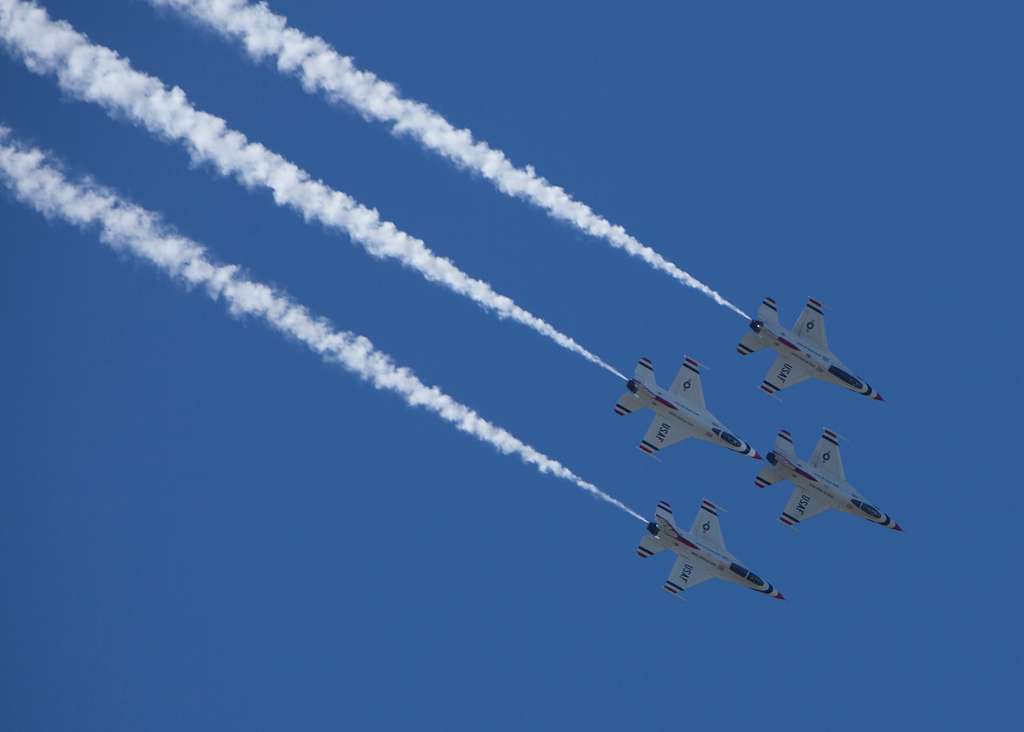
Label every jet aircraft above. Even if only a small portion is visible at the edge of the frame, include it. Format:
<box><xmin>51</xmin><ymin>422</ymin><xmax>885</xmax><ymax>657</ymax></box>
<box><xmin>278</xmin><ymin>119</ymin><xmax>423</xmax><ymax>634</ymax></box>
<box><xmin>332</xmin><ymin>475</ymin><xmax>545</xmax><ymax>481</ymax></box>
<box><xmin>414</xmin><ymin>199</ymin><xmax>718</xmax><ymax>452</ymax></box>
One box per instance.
<box><xmin>613</xmin><ymin>356</ymin><xmax>760</xmax><ymax>460</ymax></box>
<box><xmin>736</xmin><ymin>296</ymin><xmax>883</xmax><ymax>400</ymax></box>
<box><xmin>637</xmin><ymin>499</ymin><xmax>785</xmax><ymax>600</ymax></box>
<box><xmin>756</xmin><ymin>428</ymin><xmax>903</xmax><ymax>532</ymax></box>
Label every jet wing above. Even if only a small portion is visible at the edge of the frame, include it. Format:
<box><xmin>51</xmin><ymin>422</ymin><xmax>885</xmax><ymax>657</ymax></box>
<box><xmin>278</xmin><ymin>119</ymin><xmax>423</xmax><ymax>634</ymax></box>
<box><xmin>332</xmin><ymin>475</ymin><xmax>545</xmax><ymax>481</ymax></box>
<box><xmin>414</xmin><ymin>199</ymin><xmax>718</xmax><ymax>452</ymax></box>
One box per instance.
<box><xmin>689</xmin><ymin>499</ymin><xmax>727</xmax><ymax>553</ymax></box>
<box><xmin>810</xmin><ymin>429</ymin><xmax>846</xmax><ymax>482</ymax></box>
<box><xmin>759</xmin><ymin>355</ymin><xmax>815</xmax><ymax>396</ymax></box>
<box><xmin>668</xmin><ymin>356</ymin><xmax>706</xmax><ymax>410</ymax></box>
<box><xmin>794</xmin><ymin>297</ymin><xmax>829</xmax><ymax>350</ymax></box>
<box><xmin>663</xmin><ymin>553</ymin><xmax>716</xmax><ymax>596</ymax></box>
<box><xmin>638</xmin><ymin>416</ymin><xmax>698</xmax><ymax>457</ymax></box>
<box><xmin>779</xmin><ymin>488</ymin><xmax>832</xmax><ymax>527</ymax></box>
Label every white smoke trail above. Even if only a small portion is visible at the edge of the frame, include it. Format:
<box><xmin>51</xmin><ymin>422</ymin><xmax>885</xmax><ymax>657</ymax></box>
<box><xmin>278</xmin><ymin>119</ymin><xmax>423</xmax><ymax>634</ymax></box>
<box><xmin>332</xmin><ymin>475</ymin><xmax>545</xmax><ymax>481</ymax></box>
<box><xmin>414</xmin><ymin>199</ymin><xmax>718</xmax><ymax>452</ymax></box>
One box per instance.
<box><xmin>0</xmin><ymin>128</ymin><xmax>646</xmax><ymax>522</ymax></box>
<box><xmin>0</xmin><ymin>0</ymin><xmax>626</xmax><ymax>379</ymax></box>
<box><xmin>147</xmin><ymin>0</ymin><xmax>749</xmax><ymax>319</ymax></box>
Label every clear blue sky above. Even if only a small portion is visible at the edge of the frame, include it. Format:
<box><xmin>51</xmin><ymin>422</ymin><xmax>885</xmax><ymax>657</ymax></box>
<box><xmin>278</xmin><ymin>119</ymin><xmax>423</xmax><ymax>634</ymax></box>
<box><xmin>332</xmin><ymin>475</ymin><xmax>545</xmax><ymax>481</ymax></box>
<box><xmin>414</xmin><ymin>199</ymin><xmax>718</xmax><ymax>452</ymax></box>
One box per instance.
<box><xmin>1</xmin><ymin>1</ymin><xmax>1020</xmax><ymax>729</ymax></box>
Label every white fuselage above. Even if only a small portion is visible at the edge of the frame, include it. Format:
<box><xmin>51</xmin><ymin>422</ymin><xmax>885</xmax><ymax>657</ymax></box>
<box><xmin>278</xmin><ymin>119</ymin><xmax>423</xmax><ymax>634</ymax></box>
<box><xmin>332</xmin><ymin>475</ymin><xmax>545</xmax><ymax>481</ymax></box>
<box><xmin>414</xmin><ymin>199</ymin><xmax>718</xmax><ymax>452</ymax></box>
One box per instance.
<box><xmin>754</xmin><ymin>323</ymin><xmax>879</xmax><ymax>399</ymax></box>
<box><xmin>631</xmin><ymin>381</ymin><xmax>757</xmax><ymax>458</ymax></box>
<box><xmin>636</xmin><ymin>382</ymin><xmax>712</xmax><ymax>433</ymax></box>
<box><xmin>767</xmin><ymin>452</ymin><xmax>899</xmax><ymax>529</ymax></box>
<box><xmin>652</xmin><ymin>517</ymin><xmax>781</xmax><ymax>597</ymax></box>
<box><xmin>771</xmin><ymin>452</ymin><xmax>854</xmax><ymax>507</ymax></box>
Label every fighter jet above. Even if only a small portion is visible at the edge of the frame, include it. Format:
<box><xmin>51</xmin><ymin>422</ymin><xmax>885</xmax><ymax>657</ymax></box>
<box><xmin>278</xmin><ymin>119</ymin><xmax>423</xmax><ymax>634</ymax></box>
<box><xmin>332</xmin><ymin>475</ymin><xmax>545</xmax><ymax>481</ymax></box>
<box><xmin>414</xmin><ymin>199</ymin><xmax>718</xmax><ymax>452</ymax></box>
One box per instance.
<box><xmin>736</xmin><ymin>296</ymin><xmax>884</xmax><ymax>400</ymax></box>
<box><xmin>613</xmin><ymin>356</ymin><xmax>760</xmax><ymax>460</ymax></box>
<box><xmin>756</xmin><ymin>428</ymin><xmax>903</xmax><ymax>532</ymax></box>
<box><xmin>637</xmin><ymin>498</ymin><xmax>785</xmax><ymax>600</ymax></box>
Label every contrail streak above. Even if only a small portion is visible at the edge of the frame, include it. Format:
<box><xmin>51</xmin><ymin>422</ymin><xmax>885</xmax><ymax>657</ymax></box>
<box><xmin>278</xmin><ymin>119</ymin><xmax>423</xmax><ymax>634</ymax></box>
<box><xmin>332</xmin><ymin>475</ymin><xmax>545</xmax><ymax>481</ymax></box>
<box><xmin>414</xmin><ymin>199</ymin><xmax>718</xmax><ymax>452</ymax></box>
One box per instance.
<box><xmin>0</xmin><ymin>128</ymin><xmax>646</xmax><ymax>523</ymax></box>
<box><xmin>147</xmin><ymin>0</ymin><xmax>749</xmax><ymax>319</ymax></box>
<box><xmin>0</xmin><ymin>0</ymin><xmax>625</xmax><ymax>379</ymax></box>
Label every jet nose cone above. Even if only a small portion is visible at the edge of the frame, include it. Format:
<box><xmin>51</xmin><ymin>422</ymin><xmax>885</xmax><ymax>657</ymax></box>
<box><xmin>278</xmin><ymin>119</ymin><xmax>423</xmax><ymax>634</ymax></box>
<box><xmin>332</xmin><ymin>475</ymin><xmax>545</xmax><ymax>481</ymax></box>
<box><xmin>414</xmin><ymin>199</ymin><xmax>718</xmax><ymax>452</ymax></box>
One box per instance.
<box><xmin>892</xmin><ymin>522</ymin><xmax>904</xmax><ymax>532</ymax></box>
<box><xmin>750</xmin><ymin>449</ymin><xmax>762</xmax><ymax>460</ymax></box>
<box><xmin>774</xmin><ymin>592</ymin><xmax>786</xmax><ymax>601</ymax></box>
<box><xmin>873</xmin><ymin>392</ymin><xmax>885</xmax><ymax>402</ymax></box>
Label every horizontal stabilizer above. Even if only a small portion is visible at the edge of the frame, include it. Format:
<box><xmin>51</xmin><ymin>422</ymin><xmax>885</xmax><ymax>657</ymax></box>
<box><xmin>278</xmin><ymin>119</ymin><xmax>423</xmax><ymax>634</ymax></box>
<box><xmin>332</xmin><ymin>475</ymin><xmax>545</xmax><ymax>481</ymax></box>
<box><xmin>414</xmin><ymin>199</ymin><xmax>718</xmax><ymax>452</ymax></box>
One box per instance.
<box><xmin>636</xmin><ymin>533</ymin><xmax>667</xmax><ymax>559</ymax></box>
<box><xmin>757</xmin><ymin>296</ymin><xmax>781</xmax><ymax>328</ymax></box>
<box><xmin>736</xmin><ymin>331</ymin><xmax>764</xmax><ymax>356</ymax></box>
<box><xmin>655</xmin><ymin>500</ymin><xmax>676</xmax><ymax>528</ymax></box>
<box><xmin>774</xmin><ymin>429</ymin><xmax>796</xmax><ymax>458</ymax></box>
<box><xmin>754</xmin><ymin>464</ymin><xmax>785</xmax><ymax>489</ymax></box>
<box><xmin>614</xmin><ymin>391</ymin><xmax>642</xmax><ymax>416</ymax></box>
<box><xmin>634</xmin><ymin>356</ymin><xmax>656</xmax><ymax>388</ymax></box>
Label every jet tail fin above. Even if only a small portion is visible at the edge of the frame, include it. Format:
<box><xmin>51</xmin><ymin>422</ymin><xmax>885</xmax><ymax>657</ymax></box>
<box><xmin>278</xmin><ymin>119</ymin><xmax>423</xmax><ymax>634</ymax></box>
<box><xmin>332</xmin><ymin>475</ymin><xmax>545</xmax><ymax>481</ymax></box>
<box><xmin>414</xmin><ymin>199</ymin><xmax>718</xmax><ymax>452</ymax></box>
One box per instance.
<box><xmin>655</xmin><ymin>500</ymin><xmax>677</xmax><ymax>528</ymax></box>
<box><xmin>757</xmin><ymin>429</ymin><xmax>795</xmax><ymax>487</ymax></box>
<box><xmin>754</xmin><ymin>464</ymin><xmax>785</xmax><ymax>488</ymax></box>
<box><xmin>736</xmin><ymin>330</ymin><xmax>765</xmax><ymax>356</ymax></box>
<box><xmin>613</xmin><ymin>392</ymin><xmax>642</xmax><ymax>416</ymax></box>
<box><xmin>636</xmin><ymin>530</ymin><xmax>667</xmax><ymax>559</ymax></box>
<box><xmin>773</xmin><ymin>429</ymin><xmax>796</xmax><ymax>459</ymax></box>
<box><xmin>634</xmin><ymin>357</ymin><xmax>656</xmax><ymax>388</ymax></box>
<box><xmin>757</xmin><ymin>296</ymin><xmax>781</xmax><ymax>329</ymax></box>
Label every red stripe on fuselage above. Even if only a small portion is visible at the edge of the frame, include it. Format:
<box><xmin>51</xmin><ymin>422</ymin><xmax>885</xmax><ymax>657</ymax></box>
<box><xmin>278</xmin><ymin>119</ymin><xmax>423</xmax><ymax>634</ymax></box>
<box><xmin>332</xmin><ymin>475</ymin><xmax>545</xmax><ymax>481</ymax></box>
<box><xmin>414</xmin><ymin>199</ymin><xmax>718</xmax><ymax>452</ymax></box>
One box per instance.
<box><xmin>664</xmin><ymin>527</ymin><xmax>699</xmax><ymax>551</ymax></box>
<box><xmin>654</xmin><ymin>396</ymin><xmax>677</xmax><ymax>410</ymax></box>
<box><xmin>777</xmin><ymin>337</ymin><xmax>800</xmax><ymax>351</ymax></box>
<box><xmin>795</xmin><ymin>467</ymin><xmax>817</xmax><ymax>482</ymax></box>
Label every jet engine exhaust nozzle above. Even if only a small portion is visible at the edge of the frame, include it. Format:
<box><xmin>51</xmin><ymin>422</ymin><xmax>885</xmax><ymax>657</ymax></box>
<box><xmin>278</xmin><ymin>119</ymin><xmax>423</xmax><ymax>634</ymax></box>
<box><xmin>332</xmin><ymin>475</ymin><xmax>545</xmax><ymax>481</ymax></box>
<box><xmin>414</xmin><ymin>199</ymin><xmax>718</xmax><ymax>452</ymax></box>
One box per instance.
<box><xmin>766</xmin><ymin>451</ymin><xmax>778</xmax><ymax>466</ymax></box>
<box><xmin>749</xmin><ymin>319</ymin><xmax>764</xmax><ymax>333</ymax></box>
<box><xmin>626</xmin><ymin>379</ymin><xmax>640</xmax><ymax>394</ymax></box>
<box><xmin>646</xmin><ymin>522</ymin><xmax>660</xmax><ymax>536</ymax></box>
